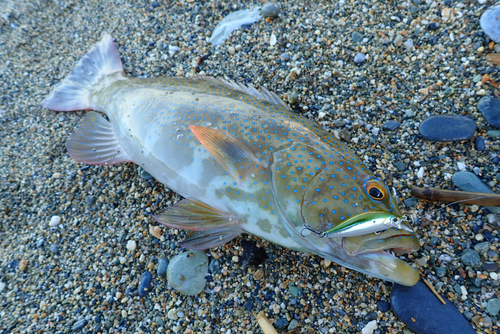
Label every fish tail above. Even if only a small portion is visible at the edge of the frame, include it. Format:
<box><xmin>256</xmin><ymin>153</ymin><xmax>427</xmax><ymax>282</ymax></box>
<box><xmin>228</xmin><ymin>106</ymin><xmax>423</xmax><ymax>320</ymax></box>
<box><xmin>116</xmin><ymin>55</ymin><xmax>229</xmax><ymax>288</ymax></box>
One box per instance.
<box><xmin>41</xmin><ymin>33</ymin><xmax>124</xmax><ymax>111</ymax></box>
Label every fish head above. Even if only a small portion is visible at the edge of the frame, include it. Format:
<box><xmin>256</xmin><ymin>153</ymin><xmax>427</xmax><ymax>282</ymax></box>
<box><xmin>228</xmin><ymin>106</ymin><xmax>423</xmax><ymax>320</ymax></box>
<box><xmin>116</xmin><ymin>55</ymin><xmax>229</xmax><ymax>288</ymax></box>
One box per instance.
<box><xmin>296</xmin><ymin>168</ymin><xmax>420</xmax><ymax>285</ymax></box>
<box><xmin>271</xmin><ymin>148</ymin><xmax>420</xmax><ymax>285</ymax></box>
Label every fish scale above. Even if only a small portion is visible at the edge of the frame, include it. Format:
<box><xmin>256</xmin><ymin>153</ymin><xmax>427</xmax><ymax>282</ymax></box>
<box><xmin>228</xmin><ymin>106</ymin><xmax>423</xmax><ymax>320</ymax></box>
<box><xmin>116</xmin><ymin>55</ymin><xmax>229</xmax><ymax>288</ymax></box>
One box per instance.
<box><xmin>41</xmin><ymin>33</ymin><xmax>421</xmax><ymax>286</ymax></box>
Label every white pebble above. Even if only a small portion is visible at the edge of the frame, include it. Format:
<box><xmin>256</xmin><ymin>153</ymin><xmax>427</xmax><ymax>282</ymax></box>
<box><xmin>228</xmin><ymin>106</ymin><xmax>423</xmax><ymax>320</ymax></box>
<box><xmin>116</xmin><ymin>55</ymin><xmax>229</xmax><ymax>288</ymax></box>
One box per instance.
<box><xmin>361</xmin><ymin>320</ymin><xmax>378</xmax><ymax>334</ymax></box>
<box><xmin>456</xmin><ymin>162</ymin><xmax>466</xmax><ymax>170</ymax></box>
<box><xmin>126</xmin><ymin>240</ymin><xmax>137</xmax><ymax>251</ymax></box>
<box><xmin>478</xmin><ymin>0</ymin><xmax>487</xmax><ymax>4</ymax></box>
<box><xmin>270</xmin><ymin>33</ymin><xmax>277</xmax><ymax>46</ymax></box>
<box><xmin>167</xmin><ymin>308</ymin><xmax>178</xmax><ymax>320</ymax></box>
<box><xmin>417</xmin><ymin>167</ymin><xmax>424</xmax><ymax>178</ymax></box>
<box><xmin>232</xmin><ymin>256</ymin><xmax>239</xmax><ymax>263</ymax></box>
<box><xmin>0</xmin><ymin>281</ymin><xmax>6</xmax><ymax>292</ymax></box>
<box><xmin>490</xmin><ymin>272</ymin><xmax>498</xmax><ymax>280</ymax></box>
<box><xmin>460</xmin><ymin>286</ymin><xmax>468</xmax><ymax>296</ymax></box>
<box><xmin>228</xmin><ymin>46</ymin><xmax>235</xmax><ymax>55</ymax></box>
<box><xmin>49</xmin><ymin>216</ymin><xmax>61</xmax><ymax>227</ymax></box>
<box><xmin>168</xmin><ymin>45</ymin><xmax>179</xmax><ymax>57</ymax></box>
<box><xmin>52</xmin><ymin>172</ymin><xmax>62</xmax><ymax>179</ymax></box>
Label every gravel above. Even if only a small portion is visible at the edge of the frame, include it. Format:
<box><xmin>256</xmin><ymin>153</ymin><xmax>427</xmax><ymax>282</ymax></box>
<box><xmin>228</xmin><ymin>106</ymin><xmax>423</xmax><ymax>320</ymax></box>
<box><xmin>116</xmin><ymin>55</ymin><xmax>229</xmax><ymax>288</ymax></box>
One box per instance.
<box><xmin>1</xmin><ymin>0</ymin><xmax>499</xmax><ymax>332</ymax></box>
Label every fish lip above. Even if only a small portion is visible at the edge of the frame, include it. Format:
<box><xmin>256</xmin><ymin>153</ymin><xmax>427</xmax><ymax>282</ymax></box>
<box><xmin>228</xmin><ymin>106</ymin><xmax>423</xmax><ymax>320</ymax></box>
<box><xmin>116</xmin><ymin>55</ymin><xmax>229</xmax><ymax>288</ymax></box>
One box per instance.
<box><xmin>341</xmin><ymin>227</ymin><xmax>420</xmax><ymax>256</ymax></box>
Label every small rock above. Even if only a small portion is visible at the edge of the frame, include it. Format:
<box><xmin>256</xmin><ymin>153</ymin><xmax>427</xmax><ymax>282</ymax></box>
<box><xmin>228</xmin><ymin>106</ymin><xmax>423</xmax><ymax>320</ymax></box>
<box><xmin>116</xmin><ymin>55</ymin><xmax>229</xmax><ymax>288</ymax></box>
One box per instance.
<box><xmin>18</xmin><ymin>259</ymin><xmax>28</xmax><ymax>271</ymax></box>
<box><xmin>403</xmin><ymin>39</ymin><xmax>414</xmax><ymax>51</ymax></box>
<box><xmin>474</xmin><ymin>136</ymin><xmax>485</xmax><ymax>151</ymax></box>
<box><xmin>474</xmin><ymin>242</ymin><xmax>490</xmax><ymax>254</ymax></box>
<box><xmin>261</xmin><ymin>2</ymin><xmax>280</xmax><ymax>18</ymax></box>
<box><xmin>391</xmin><ymin>280</ymin><xmax>475</xmax><ymax>334</ymax></box>
<box><xmin>0</xmin><ymin>281</ymin><xmax>5</xmax><ymax>292</ymax></box>
<box><xmin>288</xmin><ymin>319</ymin><xmax>299</xmax><ymax>330</ymax></box>
<box><xmin>394</xmin><ymin>35</ymin><xmax>404</xmax><ymax>47</ymax></box>
<box><xmin>403</xmin><ymin>198</ymin><xmax>418</xmax><ymax>208</ymax></box>
<box><xmin>435</xmin><ymin>267</ymin><xmax>447</xmax><ymax>278</ymax></box>
<box><xmin>288</xmin><ymin>91</ymin><xmax>298</xmax><ymax>104</ymax></box>
<box><xmin>167</xmin><ymin>250</ymin><xmax>208</xmax><ymax>296</ymax></box>
<box><xmin>126</xmin><ymin>240</ymin><xmax>137</xmax><ymax>251</ymax></box>
<box><xmin>50</xmin><ymin>244</ymin><xmax>60</xmax><ymax>254</ymax></box>
<box><xmin>167</xmin><ymin>308</ymin><xmax>178</xmax><ymax>320</ymax></box>
<box><xmin>486</xmin><ymin>298</ymin><xmax>500</xmax><ymax>316</ymax></box>
<box><xmin>376</xmin><ymin>300</ymin><xmax>390</xmax><ymax>312</ymax></box>
<box><xmin>49</xmin><ymin>215</ymin><xmax>61</xmax><ymax>227</ymax></box>
<box><xmin>275</xmin><ymin>317</ymin><xmax>288</xmax><ymax>330</ymax></box>
<box><xmin>72</xmin><ymin>319</ymin><xmax>86</xmax><ymax>331</ymax></box>
<box><xmin>157</xmin><ymin>257</ymin><xmax>168</xmax><ymax>277</ymax></box>
<box><xmin>85</xmin><ymin>196</ymin><xmax>96</xmax><ymax>206</ymax></box>
<box><xmin>480</xmin><ymin>5</ymin><xmax>500</xmax><ymax>43</ymax></box>
<box><xmin>253</xmin><ymin>269</ymin><xmax>264</xmax><ymax>280</ymax></box>
<box><xmin>232</xmin><ymin>256</ymin><xmax>239</xmax><ymax>263</ymax></box>
<box><xmin>383</xmin><ymin>120</ymin><xmax>401</xmax><ymax>131</ymax></box>
<box><xmin>483</xmin><ymin>262</ymin><xmax>499</xmax><ymax>272</ymax></box>
<box><xmin>227</xmin><ymin>46</ymin><xmax>235</xmax><ymax>55</ymax></box>
<box><xmin>138</xmin><ymin>271</ymin><xmax>152</xmax><ymax>297</ymax></box>
<box><xmin>395</xmin><ymin>162</ymin><xmax>406</xmax><ymax>171</ymax></box>
<box><xmin>354</xmin><ymin>53</ymin><xmax>366</xmax><ymax>63</ymax></box>
<box><xmin>52</xmin><ymin>172</ymin><xmax>62</xmax><ymax>179</ymax></box>
<box><xmin>361</xmin><ymin>320</ymin><xmax>378</xmax><ymax>334</ymax></box>
<box><xmin>149</xmin><ymin>225</ymin><xmax>162</xmax><ymax>239</ymax></box>
<box><xmin>419</xmin><ymin>116</ymin><xmax>476</xmax><ymax>142</ymax></box>
<box><xmin>460</xmin><ymin>249</ymin><xmax>481</xmax><ymax>268</ymax></box>
<box><xmin>352</xmin><ymin>32</ymin><xmax>362</xmax><ymax>43</ymax></box>
<box><xmin>477</xmin><ymin>96</ymin><xmax>500</xmax><ymax>128</ymax></box>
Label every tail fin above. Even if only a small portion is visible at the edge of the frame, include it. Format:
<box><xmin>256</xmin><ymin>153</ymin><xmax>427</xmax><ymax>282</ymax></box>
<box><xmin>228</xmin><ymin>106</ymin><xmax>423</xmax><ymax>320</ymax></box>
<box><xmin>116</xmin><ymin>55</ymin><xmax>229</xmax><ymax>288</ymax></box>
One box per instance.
<box><xmin>41</xmin><ymin>33</ymin><xmax>124</xmax><ymax>111</ymax></box>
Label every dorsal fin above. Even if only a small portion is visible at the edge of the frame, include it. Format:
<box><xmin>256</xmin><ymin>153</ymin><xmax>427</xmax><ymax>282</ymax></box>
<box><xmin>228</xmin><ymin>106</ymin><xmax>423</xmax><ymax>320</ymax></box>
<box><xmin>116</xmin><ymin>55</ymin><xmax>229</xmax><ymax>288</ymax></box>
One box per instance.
<box><xmin>189</xmin><ymin>125</ymin><xmax>266</xmax><ymax>183</ymax></box>
<box><xmin>193</xmin><ymin>76</ymin><xmax>291</xmax><ymax>111</ymax></box>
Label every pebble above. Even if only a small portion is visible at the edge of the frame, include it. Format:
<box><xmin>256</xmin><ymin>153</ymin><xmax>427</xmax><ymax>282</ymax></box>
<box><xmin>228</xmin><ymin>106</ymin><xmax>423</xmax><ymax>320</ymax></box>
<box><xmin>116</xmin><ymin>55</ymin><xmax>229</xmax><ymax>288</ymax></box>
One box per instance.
<box><xmin>0</xmin><ymin>281</ymin><xmax>5</xmax><ymax>292</ymax></box>
<box><xmin>138</xmin><ymin>271</ymin><xmax>152</xmax><ymax>297</ymax></box>
<box><xmin>227</xmin><ymin>46</ymin><xmax>235</xmax><ymax>55</ymax></box>
<box><xmin>474</xmin><ymin>242</ymin><xmax>490</xmax><ymax>254</ymax></box>
<box><xmin>418</xmin><ymin>116</ymin><xmax>476</xmax><ymax>142</ymax></box>
<box><xmin>460</xmin><ymin>249</ymin><xmax>481</xmax><ymax>268</ymax></box>
<box><xmin>480</xmin><ymin>4</ymin><xmax>500</xmax><ymax>43</ymax></box>
<box><xmin>474</xmin><ymin>136</ymin><xmax>485</xmax><ymax>151</ymax></box>
<box><xmin>167</xmin><ymin>308</ymin><xmax>178</xmax><ymax>320</ymax></box>
<box><xmin>50</xmin><ymin>244</ymin><xmax>60</xmax><ymax>254</ymax></box>
<box><xmin>261</xmin><ymin>2</ymin><xmax>280</xmax><ymax>18</ymax></box>
<box><xmin>72</xmin><ymin>319</ymin><xmax>86</xmax><ymax>331</ymax></box>
<box><xmin>157</xmin><ymin>257</ymin><xmax>168</xmax><ymax>277</ymax></box>
<box><xmin>376</xmin><ymin>300</ymin><xmax>390</xmax><ymax>312</ymax></box>
<box><xmin>452</xmin><ymin>171</ymin><xmax>500</xmax><ymax>214</ymax></box>
<box><xmin>477</xmin><ymin>96</ymin><xmax>500</xmax><ymax>128</ymax></box>
<box><xmin>287</xmin><ymin>91</ymin><xmax>298</xmax><ymax>104</ymax></box>
<box><xmin>486</xmin><ymin>298</ymin><xmax>500</xmax><ymax>316</ymax></box>
<box><xmin>288</xmin><ymin>319</ymin><xmax>299</xmax><ymax>330</ymax></box>
<box><xmin>383</xmin><ymin>120</ymin><xmax>401</xmax><ymax>131</ymax></box>
<box><xmin>483</xmin><ymin>262</ymin><xmax>498</xmax><ymax>272</ymax></box>
<box><xmin>52</xmin><ymin>172</ymin><xmax>62</xmax><ymax>179</ymax></box>
<box><xmin>208</xmin><ymin>259</ymin><xmax>220</xmax><ymax>274</ymax></box>
<box><xmin>18</xmin><ymin>259</ymin><xmax>28</xmax><ymax>271</ymax></box>
<box><xmin>149</xmin><ymin>225</ymin><xmax>162</xmax><ymax>239</ymax></box>
<box><xmin>354</xmin><ymin>53</ymin><xmax>366</xmax><ymax>63</ymax></box>
<box><xmin>487</xmin><ymin>130</ymin><xmax>500</xmax><ymax>138</ymax></box>
<box><xmin>49</xmin><ymin>215</ymin><xmax>61</xmax><ymax>227</ymax></box>
<box><xmin>390</xmin><ymin>281</ymin><xmax>475</xmax><ymax>334</ymax></box>
<box><xmin>167</xmin><ymin>250</ymin><xmax>208</xmax><ymax>295</ymax></box>
<box><xmin>126</xmin><ymin>240</ymin><xmax>137</xmax><ymax>251</ymax></box>
<box><xmin>361</xmin><ymin>320</ymin><xmax>378</xmax><ymax>334</ymax></box>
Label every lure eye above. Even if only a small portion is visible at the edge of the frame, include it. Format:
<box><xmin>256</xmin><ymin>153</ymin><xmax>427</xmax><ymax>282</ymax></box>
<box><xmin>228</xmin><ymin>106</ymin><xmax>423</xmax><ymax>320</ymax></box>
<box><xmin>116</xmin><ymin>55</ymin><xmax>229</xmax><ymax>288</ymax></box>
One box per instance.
<box><xmin>364</xmin><ymin>178</ymin><xmax>388</xmax><ymax>201</ymax></box>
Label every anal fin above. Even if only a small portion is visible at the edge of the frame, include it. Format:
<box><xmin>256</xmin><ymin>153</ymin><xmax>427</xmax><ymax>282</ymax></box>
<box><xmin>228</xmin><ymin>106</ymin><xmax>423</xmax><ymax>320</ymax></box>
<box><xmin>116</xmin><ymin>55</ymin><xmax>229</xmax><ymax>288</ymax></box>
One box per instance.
<box><xmin>66</xmin><ymin>111</ymin><xmax>131</xmax><ymax>165</ymax></box>
<box><xmin>153</xmin><ymin>198</ymin><xmax>242</xmax><ymax>249</ymax></box>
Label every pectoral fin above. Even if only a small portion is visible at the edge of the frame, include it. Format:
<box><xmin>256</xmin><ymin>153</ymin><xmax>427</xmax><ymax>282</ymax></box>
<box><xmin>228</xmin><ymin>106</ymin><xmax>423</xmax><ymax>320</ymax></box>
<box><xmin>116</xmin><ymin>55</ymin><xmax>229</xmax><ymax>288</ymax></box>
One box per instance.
<box><xmin>189</xmin><ymin>125</ymin><xmax>266</xmax><ymax>183</ymax></box>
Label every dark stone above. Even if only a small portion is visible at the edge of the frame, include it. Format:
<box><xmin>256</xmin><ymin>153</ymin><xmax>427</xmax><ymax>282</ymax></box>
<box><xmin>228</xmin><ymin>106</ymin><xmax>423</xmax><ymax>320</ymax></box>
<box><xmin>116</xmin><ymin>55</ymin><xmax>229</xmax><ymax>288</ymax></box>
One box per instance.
<box><xmin>244</xmin><ymin>300</ymin><xmax>254</xmax><ymax>311</ymax></box>
<box><xmin>85</xmin><ymin>196</ymin><xmax>96</xmax><ymax>206</ymax></box>
<box><xmin>403</xmin><ymin>198</ymin><xmax>418</xmax><ymax>208</ymax></box>
<box><xmin>477</xmin><ymin>96</ymin><xmax>500</xmax><ymax>128</ymax></box>
<box><xmin>240</xmin><ymin>240</ymin><xmax>268</xmax><ymax>266</ymax></box>
<box><xmin>460</xmin><ymin>249</ymin><xmax>481</xmax><ymax>268</ymax></box>
<box><xmin>377</xmin><ymin>300</ymin><xmax>390</xmax><ymax>312</ymax></box>
<box><xmin>483</xmin><ymin>230</ymin><xmax>494</xmax><ymax>242</ymax></box>
<box><xmin>395</xmin><ymin>162</ymin><xmax>406</xmax><ymax>171</ymax></box>
<box><xmin>483</xmin><ymin>262</ymin><xmax>499</xmax><ymax>272</ymax></box>
<box><xmin>419</xmin><ymin>116</ymin><xmax>476</xmax><ymax>142</ymax></box>
<box><xmin>157</xmin><ymin>257</ymin><xmax>168</xmax><ymax>277</ymax></box>
<box><xmin>138</xmin><ymin>271</ymin><xmax>152</xmax><ymax>297</ymax></box>
<box><xmin>428</xmin><ymin>22</ymin><xmax>439</xmax><ymax>30</ymax></box>
<box><xmin>390</xmin><ymin>280</ymin><xmax>475</xmax><ymax>334</ymax></box>
<box><xmin>474</xmin><ymin>136</ymin><xmax>485</xmax><ymax>151</ymax></box>
<box><xmin>275</xmin><ymin>317</ymin><xmax>289</xmax><ymax>330</ymax></box>
<box><xmin>435</xmin><ymin>267</ymin><xmax>447</xmax><ymax>278</ymax></box>
<box><xmin>383</xmin><ymin>120</ymin><xmax>401</xmax><ymax>131</ymax></box>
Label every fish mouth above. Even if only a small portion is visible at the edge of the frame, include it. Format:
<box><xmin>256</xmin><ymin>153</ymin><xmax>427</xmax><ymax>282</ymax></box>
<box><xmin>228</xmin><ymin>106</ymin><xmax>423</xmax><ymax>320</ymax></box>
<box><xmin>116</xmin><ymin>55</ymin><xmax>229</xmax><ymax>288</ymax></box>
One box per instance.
<box><xmin>340</xmin><ymin>227</ymin><xmax>421</xmax><ymax>286</ymax></box>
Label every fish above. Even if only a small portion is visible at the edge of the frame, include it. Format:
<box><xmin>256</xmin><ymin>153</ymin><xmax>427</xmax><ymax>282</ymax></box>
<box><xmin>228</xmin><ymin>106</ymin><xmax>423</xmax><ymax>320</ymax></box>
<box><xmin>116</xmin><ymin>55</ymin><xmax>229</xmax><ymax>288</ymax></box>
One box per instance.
<box><xmin>41</xmin><ymin>33</ymin><xmax>421</xmax><ymax>286</ymax></box>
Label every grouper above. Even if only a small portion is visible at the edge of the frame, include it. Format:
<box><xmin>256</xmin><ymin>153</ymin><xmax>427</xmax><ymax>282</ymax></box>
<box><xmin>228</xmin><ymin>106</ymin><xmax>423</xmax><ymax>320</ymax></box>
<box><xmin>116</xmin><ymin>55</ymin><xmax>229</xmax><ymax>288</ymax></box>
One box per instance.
<box><xmin>41</xmin><ymin>33</ymin><xmax>421</xmax><ymax>286</ymax></box>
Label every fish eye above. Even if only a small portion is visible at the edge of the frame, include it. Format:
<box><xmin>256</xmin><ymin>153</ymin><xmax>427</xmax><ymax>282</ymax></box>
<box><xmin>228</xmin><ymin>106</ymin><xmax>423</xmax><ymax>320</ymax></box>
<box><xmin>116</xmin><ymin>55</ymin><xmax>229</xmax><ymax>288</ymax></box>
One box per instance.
<box><xmin>364</xmin><ymin>178</ymin><xmax>388</xmax><ymax>201</ymax></box>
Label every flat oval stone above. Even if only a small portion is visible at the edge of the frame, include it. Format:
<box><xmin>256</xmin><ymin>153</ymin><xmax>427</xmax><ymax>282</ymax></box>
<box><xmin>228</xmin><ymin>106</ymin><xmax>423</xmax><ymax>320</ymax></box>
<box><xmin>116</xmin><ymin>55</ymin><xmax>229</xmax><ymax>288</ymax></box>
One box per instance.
<box><xmin>481</xmin><ymin>4</ymin><xmax>500</xmax><ymax>43</ymax></box>
<box><xmin>452</xmin><ymin>171</ymin><xmax>500</xmax><ymax>214</ymax></box>
<box><xmin>390</xmin><ymin>280</ymin><xmax>475</xmax><ymax>334</ymax></box>
<box><xmin>138</xmin><ymin>271</ymin><xmax>152</xmax><ymax>297</ymax></box>
<box><xmin>167</xmin><ymin>250</ymin><xmax>208</xmax><ymax>296</ymax></box>
<box><xmin>419</xmin><ymin>116</ymin><xmax>476</xmax><ymax>142</ymax></box>
<box><xmin>477</xmin><ymin>96</ymin><xmax>500</xmax><ymax>128</ymax></box>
